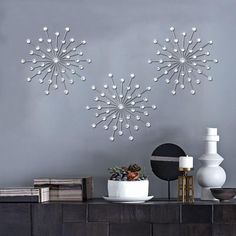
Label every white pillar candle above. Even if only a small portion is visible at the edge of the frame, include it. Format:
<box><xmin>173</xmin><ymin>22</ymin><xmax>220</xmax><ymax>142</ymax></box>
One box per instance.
<box><xmin>207</xmin><ymin>128</ymin><xmax>218</xmax><ymax>136</ymax></box>
<box><xmin>179</xmin><ymin>155</ymin><xmax>193</xmax><ymax>169</ymax></box>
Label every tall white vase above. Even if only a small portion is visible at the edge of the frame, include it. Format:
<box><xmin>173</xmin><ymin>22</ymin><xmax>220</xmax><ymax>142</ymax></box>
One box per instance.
<box><xmin>196</xmin><ymin>128</ymin><xmax>226</xmax><ymax>200</ymax></box>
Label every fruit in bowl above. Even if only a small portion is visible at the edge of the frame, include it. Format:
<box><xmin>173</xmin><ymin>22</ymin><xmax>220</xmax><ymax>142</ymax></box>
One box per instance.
<box><xmin>108</xmin><ymin>164</ymin><xmax>149</xmax><ymax>198</ymax></box>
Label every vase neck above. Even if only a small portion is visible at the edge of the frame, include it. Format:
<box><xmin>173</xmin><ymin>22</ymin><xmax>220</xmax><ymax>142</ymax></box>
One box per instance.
<box><xmin>206</xmin><ymin>141</ymin><xmax>217</xmax><ymax>154</ymax></box>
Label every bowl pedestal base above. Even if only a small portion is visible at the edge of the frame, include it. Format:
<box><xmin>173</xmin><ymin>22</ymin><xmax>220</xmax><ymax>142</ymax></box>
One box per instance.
<box><xmin>201</xmin><ymin>187</ymin><xmax>217</xmax><ymax>201</ymax></box>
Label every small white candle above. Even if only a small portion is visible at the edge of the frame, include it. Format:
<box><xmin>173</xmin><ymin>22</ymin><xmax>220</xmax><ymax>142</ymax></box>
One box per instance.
<box><xmin>207</xmin><ymin>128</ymin><xmax>217</xmax><ymax>136</ymax></box>
<box><xmin>179</xmin><ymin>155</ymin><xmax>193</xmax><ymax>169</ymax></box>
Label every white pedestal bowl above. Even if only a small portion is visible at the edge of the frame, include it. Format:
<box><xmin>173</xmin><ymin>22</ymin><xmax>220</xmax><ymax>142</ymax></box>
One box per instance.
<box><xmin>108</xmin><ymin>180</ymin><xmax>149</xmax><ymax>198</ymax></box>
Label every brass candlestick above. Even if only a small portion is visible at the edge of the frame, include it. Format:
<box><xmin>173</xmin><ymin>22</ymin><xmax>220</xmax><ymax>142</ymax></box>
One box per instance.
<box><xmin>178</xmin><ymin>168</ymin><xmax>194</xmax><ymax>203</ymax></box>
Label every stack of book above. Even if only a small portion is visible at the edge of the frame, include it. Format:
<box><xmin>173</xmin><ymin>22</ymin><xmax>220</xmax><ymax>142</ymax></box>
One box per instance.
<box><xmin>34</xmin><ymin>176</ymin><xmax>93</xmax><ymax>201</ymax></box>
<box><xmin>0</xmin><ymin>187</ymin><xmax>49</xmax><ymax>203</ymax></box>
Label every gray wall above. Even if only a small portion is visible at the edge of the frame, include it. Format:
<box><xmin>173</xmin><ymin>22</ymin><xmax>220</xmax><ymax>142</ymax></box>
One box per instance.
<box><xmin>0</xmin><ymin>0</ymin><xmax>235</xmax><ymax>198</ymax></box>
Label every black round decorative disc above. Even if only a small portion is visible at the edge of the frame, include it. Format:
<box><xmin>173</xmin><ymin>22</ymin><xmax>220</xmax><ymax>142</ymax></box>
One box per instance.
<box><xmin>150</xmin><ymin>143</ymin><xmax>186</xmax><ymax>181</ymax></box>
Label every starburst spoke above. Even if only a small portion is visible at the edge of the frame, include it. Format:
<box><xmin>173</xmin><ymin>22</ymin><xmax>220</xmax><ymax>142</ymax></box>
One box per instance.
<box><xmin>121</xmin><ymin>76</ymin><xmax>134</xmax><ymax>103</ymax></box>
<box><xmin>28</xmin><ymin>42</ymin><xmax>52</xmax><ymax>60</ymax></box>
<box><xmin>170</xmin><ymin>28</ymin><xmax>183</xmax><ymax>56</ymax></box>
<box><xmin>92</xmin><ymin>87</ymin><xmax>119</xmax><ymax>106</ymax></box>
<box><xmin>154</xmin><ymin>40</ymin><xmax>180</xmax><ymax>59</ymax></box>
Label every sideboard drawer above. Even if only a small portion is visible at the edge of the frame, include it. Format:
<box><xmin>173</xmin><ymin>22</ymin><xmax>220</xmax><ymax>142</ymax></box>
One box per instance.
<box><xmin>0</xmin><ymin>204</ymin><xmax>31</xmax><ymax>236</ymax></box>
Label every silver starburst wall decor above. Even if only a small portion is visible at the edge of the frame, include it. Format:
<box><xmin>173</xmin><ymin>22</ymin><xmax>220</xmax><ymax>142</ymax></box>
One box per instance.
<box><xmin>21</xmin><ymin>26</ymin><xmax>91</xmax><ymax>95</ymax></box>
<box><xmin>148</xmin><ymin>27</ymin><xmax>218</xmax><ymax>95</ymax></box>
<box><xmin>86</xmin><ymin>73</ymin><xmax>157</xmax><ymax>142</ymax></box>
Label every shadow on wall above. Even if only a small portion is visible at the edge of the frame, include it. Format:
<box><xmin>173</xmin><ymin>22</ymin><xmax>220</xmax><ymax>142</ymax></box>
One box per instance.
<box><xmin>138</xmin><ymin>126</ymin><xmax>187</xmax><ymax>149</ymax></box>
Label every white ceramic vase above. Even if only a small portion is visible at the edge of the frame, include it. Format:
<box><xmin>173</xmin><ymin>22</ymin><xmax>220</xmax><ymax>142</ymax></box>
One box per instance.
<box><xmin>196</xmin><ymin>128</ymin><xmax>226</xmax><ymax>200</ymax></box>
<box><xmin>107</xmin><ymin>180</ymin><xmax>149</xmax><ymax>198</ymax></box>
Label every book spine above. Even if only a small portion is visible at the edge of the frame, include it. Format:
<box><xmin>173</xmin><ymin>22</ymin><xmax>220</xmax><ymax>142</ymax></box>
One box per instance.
<box><xmin>34</xmin><ymin>177</ymin><xmax>92</xmax><ymax>186</ymax></box>
<box><xmin>82</xmin><ymin>178</ymin><xmax>87</xmax><ymax>200</ymax></box>
<box><xmin>34</xmin><ymin>184</ymin><xmax>82</xmax><ymax>188</ymax></box>
<box><xmin>82</xmin><ymin>177</ymin><xmax>93</xmax><ymax>200</ymax></box>
<box><xmin>0</xmin><ymin>196</ymin><xmax>39</xmax><ymax>203</ymax></box>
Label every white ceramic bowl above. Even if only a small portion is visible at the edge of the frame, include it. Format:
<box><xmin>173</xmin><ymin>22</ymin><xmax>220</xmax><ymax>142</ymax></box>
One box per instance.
<box><xmin>108</xmin><ymin>180</ymin><xmax>149</xmax><ymax>198</ymax></box>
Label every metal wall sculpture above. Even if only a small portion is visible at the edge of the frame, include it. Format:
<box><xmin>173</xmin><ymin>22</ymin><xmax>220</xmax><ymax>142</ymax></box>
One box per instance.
<box><xmin>86</xmin><ymin>73</ymin><xmax>157</xmax><ymax>141</ymax></box>
<box><xmin>21</xmin><ymin>27</ymin><xmax>91</xmax><ymax>95</ymax></box>
<box><xmin>148</xmin><ymin>27</ymin><xmax>218</xmax><ymax>95</ymax></box>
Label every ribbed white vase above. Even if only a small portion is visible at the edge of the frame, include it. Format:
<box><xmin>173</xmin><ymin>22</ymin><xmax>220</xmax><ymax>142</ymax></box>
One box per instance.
<box><xmin>196</xmin><ymin>128</ymin><xmax>226</xmax><ymax>200</ymax></box>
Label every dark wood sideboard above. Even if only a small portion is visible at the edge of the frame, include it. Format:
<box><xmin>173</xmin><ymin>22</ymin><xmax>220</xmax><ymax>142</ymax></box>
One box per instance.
<box><xmin>0</xmin><ymin>199</ymin><xmax>236</xmax><ymax>236</ymax></box>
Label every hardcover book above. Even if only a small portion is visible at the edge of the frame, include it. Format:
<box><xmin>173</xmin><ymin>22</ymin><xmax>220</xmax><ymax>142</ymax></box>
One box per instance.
<box><xmin>0</xmin><ymin>187</ymin><xmax>49</xmax><ymax>202</ymax></box>
<box><xmin>34</xmin><ymin>177</ymin><xmax>93</xmax><ymax>201</ymax></box>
